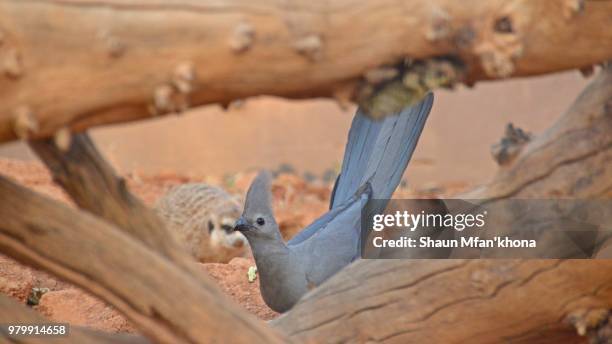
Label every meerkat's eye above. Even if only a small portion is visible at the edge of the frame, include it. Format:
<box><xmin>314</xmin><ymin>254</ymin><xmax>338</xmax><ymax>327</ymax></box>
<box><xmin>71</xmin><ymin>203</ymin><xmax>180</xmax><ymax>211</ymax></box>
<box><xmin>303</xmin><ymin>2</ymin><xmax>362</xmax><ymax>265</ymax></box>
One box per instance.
<box><xmin>221</xmin><ymin>224</ymin><xmax>233</xmax><ymax>233</ymax></box>
<box><xmin>208</xmin><ymin>220</ymin><xmax>214</xmax><ymax>233</ymax></box>
<box><xmin>256</xmin><ymin>217</ymin><xmax>265</xmax><ymax>226</ymax></box>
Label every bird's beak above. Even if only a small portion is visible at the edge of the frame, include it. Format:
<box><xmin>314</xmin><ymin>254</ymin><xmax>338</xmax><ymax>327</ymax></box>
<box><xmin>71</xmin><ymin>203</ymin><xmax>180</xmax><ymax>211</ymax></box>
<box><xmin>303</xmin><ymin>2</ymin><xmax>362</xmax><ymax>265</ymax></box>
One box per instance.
<box><xmin>234</xmin><ymin>217</ymin><xmax>252</xmax><ymax>232</ymax></box>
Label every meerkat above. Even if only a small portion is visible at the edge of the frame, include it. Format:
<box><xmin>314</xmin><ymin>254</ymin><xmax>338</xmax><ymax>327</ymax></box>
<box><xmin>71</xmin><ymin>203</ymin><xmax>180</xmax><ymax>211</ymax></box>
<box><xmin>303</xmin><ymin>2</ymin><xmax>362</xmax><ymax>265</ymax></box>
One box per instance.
<box><xmin>155</xmin><ymin>183</ymin><xmax>248</xmax><ymax>263</ymax></box>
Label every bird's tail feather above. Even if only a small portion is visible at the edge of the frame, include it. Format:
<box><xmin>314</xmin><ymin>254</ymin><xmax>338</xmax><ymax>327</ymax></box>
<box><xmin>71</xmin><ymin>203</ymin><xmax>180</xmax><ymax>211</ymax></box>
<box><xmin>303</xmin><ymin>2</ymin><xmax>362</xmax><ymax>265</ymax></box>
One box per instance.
<box><xmin>330</xmin><ymin>93</ymin><xmax>434</xmax><ymax>209</ymax></box>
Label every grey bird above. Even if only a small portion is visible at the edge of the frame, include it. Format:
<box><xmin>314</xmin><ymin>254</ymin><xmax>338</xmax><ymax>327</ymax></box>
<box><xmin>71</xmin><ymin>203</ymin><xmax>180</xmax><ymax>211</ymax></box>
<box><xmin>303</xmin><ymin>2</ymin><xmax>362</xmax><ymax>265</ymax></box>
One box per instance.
<box><xmin>234</xmin><ymin>93</ymin><xmax>434</xmax><ymax>312</ymax></box>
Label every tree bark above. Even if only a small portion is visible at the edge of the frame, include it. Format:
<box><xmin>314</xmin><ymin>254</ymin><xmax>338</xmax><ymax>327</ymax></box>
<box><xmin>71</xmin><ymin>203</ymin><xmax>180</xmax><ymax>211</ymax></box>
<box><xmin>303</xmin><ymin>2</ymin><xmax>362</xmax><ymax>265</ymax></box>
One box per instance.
<box><xmin>0</xmin><ymin>0</ymin><xmax>611</xmax><ymax>141</ymax></box>
<box><xmin>0</xmin><ymin>294</ymin><xmax>149</xmax><ymax>344</ymax></box>
<box><xmin>273</xmin><ymin>66</ymin><xmax>612</xmax><ymax>342</ymax></box>
<box><xmin>0</xmin><ymin>175</ymin><xmax>285</xmax><ymax>344</ymax></box>
<box><xmin>275</xmin><ymin>259</ymin><xmax>612</xmax><ymax>343</ymax></box>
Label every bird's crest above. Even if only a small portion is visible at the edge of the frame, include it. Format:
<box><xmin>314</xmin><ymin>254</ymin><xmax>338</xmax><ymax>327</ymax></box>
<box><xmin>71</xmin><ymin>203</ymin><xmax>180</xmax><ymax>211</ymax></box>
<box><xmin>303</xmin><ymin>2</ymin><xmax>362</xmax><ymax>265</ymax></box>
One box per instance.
<box><xmin>244</xmin><ymin>170</ymin><xmax>273</xmax><ymax>216</ymax></box>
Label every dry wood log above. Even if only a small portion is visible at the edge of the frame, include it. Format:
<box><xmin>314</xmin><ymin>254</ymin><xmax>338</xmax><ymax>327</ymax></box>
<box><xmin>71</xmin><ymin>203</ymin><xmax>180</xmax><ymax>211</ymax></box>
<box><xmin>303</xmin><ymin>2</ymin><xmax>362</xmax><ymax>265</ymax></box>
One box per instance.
<box><xmin>0</xmin><ymin>0</ymin><xmax>611</xmax><ymax>141</ymax></box>
<box><xmin>0</xmin><ymin>175</ymin><xmax>285</xmax><ymax>344</ymax></box>
<box><xmin>275</xmin><ymin>259</ymin><xmax>612</xmax><ymax>343</ymax></box>
<box><xmin>273</xmin><ymin>65</ymin><xmax>612</xmax><ymax>342</ymax></box>
<box><xmin>0</xmin><ymin>294</ymin><xmax>149</xmax><ymax>344</ymax></box>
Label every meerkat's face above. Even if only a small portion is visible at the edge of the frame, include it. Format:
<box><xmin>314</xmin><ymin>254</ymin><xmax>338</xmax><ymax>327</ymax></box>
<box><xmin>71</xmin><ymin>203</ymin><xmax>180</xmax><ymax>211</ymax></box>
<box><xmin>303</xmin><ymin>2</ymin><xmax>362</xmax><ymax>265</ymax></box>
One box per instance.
<box><xmin>208</xmin><ymin>214</ymin><xmax>248</xmax><ymax>250</ymax></box>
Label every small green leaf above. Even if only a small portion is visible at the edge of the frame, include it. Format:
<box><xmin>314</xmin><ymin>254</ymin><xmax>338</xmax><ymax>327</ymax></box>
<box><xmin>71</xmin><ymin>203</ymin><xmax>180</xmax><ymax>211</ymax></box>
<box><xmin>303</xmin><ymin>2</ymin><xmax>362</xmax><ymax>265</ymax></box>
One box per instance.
<box><xmin>247</xmin><ymin>266</ymin><xmax>258</xmax><ymax>283</ymax></box>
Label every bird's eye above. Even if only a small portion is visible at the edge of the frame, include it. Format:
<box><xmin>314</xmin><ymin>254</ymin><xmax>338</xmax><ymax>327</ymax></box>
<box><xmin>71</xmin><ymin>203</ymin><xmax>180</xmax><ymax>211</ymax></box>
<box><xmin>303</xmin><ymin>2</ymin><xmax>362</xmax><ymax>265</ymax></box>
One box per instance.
<box><xmin>256</xmin><ymin>217</ymin><xmax>265</xmax><ymax>226</ymax></box>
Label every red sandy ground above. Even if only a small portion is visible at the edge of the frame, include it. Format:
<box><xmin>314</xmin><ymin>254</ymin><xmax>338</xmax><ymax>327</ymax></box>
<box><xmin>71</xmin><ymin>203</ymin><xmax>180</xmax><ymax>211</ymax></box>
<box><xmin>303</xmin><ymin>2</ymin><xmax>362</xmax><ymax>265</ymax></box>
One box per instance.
<box><xmin>0</xmin><ymin>158</ymin><xmax>467</xmax><ymax>334</ymax></box>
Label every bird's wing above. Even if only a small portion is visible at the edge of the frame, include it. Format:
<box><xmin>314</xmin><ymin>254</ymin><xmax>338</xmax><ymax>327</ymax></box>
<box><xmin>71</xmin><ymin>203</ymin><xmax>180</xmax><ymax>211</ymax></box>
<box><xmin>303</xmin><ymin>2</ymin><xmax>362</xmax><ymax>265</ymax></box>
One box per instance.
<box><xmin>289</xmin><ymin>190</ymin><xmax>370</xmax><ymax>285</ymax></box>
<box><xmin>287</xmin><ymin>184</ymin><xmax>371</xmax><ymax>246</ymax></box>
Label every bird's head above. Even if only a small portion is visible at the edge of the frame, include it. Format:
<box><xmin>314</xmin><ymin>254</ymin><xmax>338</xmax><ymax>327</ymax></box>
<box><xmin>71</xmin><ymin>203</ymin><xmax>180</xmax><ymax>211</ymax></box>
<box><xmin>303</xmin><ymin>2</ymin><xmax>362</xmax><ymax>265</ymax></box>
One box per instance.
<box><xmin>234</xmin><ymin>171</ymin><xmax>281</xmax><ymax>240</ymax></box>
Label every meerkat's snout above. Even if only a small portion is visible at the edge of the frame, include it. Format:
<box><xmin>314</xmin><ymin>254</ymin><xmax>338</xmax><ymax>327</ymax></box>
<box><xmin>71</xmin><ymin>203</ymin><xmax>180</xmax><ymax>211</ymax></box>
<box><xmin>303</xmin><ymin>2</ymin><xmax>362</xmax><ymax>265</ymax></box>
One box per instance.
<box><xmin>209</xmin><ymin>215</ymin><xmax>249</xmax><ymax>249</ymax></box>
<box><xmin>226</xmin><ymin>232</ymin><xmax>247</xmax><ymax>248</ymax></box>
